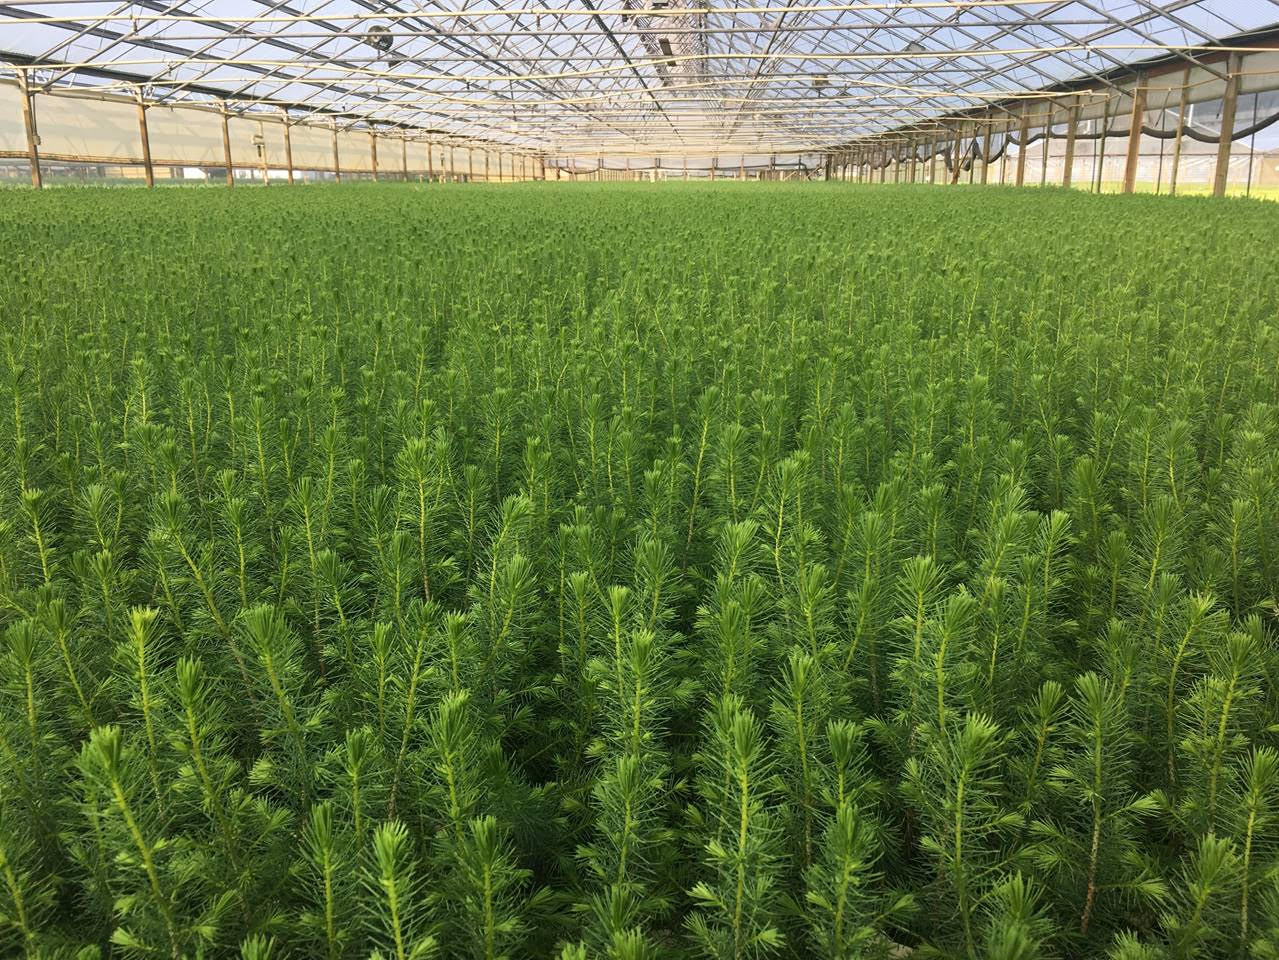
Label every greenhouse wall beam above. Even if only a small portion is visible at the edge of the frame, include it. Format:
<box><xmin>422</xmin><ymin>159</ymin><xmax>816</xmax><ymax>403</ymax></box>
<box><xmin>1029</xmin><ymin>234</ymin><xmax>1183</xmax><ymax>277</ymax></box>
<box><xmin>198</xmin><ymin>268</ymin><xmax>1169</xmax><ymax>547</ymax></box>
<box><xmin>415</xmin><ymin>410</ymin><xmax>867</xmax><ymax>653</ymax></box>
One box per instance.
<box><xmin>1015</xmin><ymin>107</ymin><xmax>1030</xmax><ymax>187</ymax></box>
<box><xmin>16</xmin><ymin>70</ymin><xmax>40</xmax><ymax>189</ymax></box>
<box><xmin>1211</xmin><ymin>53</ymin><xmax>1241</xmax><ymax>198</ymax></box>
<box><xmin>331</xmin><ymin>118</ymin><xmax>341</xmax><ymax>183</ymax></box>
<box><xmin>136</xmin><ymin>96</ymin><xmax>154</xmax><ymax>188</ymax></box>
<box><xmin>1122</xmin><ymin>76</ymin><xmax>1147</xmax><ymax>193</ymax></box>
<box><xmin>1168</xmin><ymin>68</ymin><xmax>1190</xmax><ymax>196</ymax></box>
<box><xmin>220</xmin><ymin>103</ymin><xmax>233</xmax><ymax>186</ymax></box>
<box><xmin>281</xmin><ymin>109</ymin><xmax>294</xmax><ymax>184</ymax></box>
<box><xmin>1063</xmin><ymin>100</ymin><xmax>1079</xmax><ymax>188</ymax></box>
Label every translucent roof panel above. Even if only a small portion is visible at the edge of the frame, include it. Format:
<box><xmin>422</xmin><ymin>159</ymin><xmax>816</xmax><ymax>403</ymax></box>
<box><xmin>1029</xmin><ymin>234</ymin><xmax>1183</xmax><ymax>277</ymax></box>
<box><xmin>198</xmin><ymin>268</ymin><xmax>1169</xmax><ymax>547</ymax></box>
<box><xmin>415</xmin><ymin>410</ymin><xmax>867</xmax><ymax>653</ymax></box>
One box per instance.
<box><xmin>2</xmin><ymin>1</ymin><xmax>1277</xmax><ymax>153</ymax></box>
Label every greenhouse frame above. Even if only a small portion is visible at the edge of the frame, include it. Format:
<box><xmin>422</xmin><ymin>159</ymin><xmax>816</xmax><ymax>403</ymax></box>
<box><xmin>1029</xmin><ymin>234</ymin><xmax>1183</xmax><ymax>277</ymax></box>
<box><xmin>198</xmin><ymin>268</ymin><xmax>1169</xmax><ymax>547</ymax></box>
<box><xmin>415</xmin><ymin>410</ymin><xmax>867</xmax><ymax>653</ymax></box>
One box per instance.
<box><xmin>3</xmin><ymin>2</ymin><xmax>1278</xmax><ymax>192</ymax></box>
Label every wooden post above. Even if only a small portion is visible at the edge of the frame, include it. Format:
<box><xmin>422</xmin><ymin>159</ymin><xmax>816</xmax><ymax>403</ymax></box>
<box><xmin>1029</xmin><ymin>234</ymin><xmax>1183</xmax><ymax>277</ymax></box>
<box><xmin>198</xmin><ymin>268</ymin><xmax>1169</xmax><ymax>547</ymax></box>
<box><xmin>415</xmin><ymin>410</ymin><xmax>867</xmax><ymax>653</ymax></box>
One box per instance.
<box><xmin>485</xmin><ymin>150</ymin><xmax>490</xmax><ymax>181</ymax></box>
<box><xmin>221</xmin><ymin>104</ymin><xmax>234</xmax><ymax>186</ymax></box>
<box><xmin>1122</xmin><ymin>77</ymin><xmax>1147</xmax><ymax>193</ymax></box>
<box><xmin>281</xmin><ymin>109</ymin><xmax>294</xmax><ymax>184</ymax></box>
<box><xmin>980</xmin><ymin>117</ymin><xmax>991</xmax><ymax>184</ymax></box>
<box><xmin>1062</xmin><ymin>99</ymin><xmax>1079</xmax><ymax>188</ymax></box>
<box><xmin>259</xmin><ymin>122</ymin><xmax>269</xmax><ymax>186</ymax></box>
<box><xmin>17</xmin><ymin>72</ymin><xmax>41</xmax><ymax>189</ymax></box>
<box><xmin>1015</xmin><ymin>107</ymin><xmax>1030</xmax><ymax>186</ymax></box>
<box><xmin>1039</xmin><ymin>105</ymin><xmax>1050</xmax><ymax>186</ymax></box>
<box><xmin>136</xmin><ymin>95</ymin><xmax>154</xmax><ymax>188</ymax></box>
<box><xmin>710</xmin><ymin>156</ymin><xmax>716</xmax><ymax>181</ymax></box>
<box><xmin>1169</xmin><ymin>68</ymin><xmax>1191</xmax><ymax>196</ymax></box>
<box><xmin>468</xmin><ymin>147</ymin><xmax>475</xmax><ymax>181</ymax></box>
<box><xmin>961</xmin><ymin>120</ymin><xmax>972</xmax><ymax>182</ymax></box>
<box><xmin>1094</xmin><ymin>96</ymin><xmax>1110</xmax><ymax>192</ymax></box>
<box><xmin>370</xmin><ymin>132</ymin><xmax>378</xmax><ymax>181</ymax></box>
<box><xmin>331</xmin><ymin>118</ymin><xmax>341</xmax><ymax>183</ymax></box>
<box><xmin>999</xmin><ymin>116</ymin><xmax>1012</xmax><ymax>184</ymax></box>
<box><xmin>1212</xmin><ymin>53</ymin><xmax>1242</xmax><ymax>198</ymax></box>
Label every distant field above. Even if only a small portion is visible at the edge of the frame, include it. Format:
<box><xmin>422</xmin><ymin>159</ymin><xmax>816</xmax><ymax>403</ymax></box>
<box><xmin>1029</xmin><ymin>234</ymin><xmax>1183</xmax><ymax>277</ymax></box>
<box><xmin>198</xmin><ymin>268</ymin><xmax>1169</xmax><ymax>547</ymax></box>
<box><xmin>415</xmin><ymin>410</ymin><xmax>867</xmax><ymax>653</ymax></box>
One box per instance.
<box><xmin>1</xmin><ymin>184</ymin><xmax>1277</xmax><ymax>959</ymax></box>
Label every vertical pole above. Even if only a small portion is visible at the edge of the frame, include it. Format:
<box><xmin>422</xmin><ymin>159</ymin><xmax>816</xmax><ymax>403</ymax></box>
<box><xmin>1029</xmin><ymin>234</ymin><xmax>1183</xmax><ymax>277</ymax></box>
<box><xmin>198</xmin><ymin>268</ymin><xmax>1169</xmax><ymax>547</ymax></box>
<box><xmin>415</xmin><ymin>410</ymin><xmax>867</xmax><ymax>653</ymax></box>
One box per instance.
<box><xmin>17</xmin><ymin>72</ymin><xmax>41</xmax><ymax>189</ymax></box>
<box><xmin>1039</xmin><ymin>105</ymin><xmax>1050</xmax><ymax>186</ymax></box>
<box><xmin>370</xmin><ymin>132</ymin><xmax>378</xmax><ymax>182</ymax></box>
<box><xmin>221</xmin><ymin>103</ymin><xmax>234</xmax><ymax>187</ymax></box>
<box><xmin>136</xmin><ymin>95</ymin><xmax>154</xmax><ymax>188</ymax></box>
<box><xmin>1212</xmin><ymin>52</ymin><xmax>1241</xmax><ymax>198</ymax></box>
<box><xmin>1015</xmin><ymin>106</ymin><xmax>1030</xmax><ymax>186</ymax></box>
<box><xmin>1063</xmin><ymin>100</ymin><xmax>1079</xmax><ymax>188</ymax></box>
<box><xmin>401</xmin><ymin>136</ymin><xmax>407</xmax><ymax>181</ymax></box>
<box><xmin>259</xmin><ymin>122</ymin><xmax>269</xmax><ymax>186</ymax></box>
<box><xmin>427</xmin><ymin>138</ymin><xmax>434</xmax><ymax>181</ymax></box>
<box><xmin>770</xmin><ymin>153</ymin><xmax>776</xmax><ymax>180</ymax></box>
<box><xmin>1246</xmin><ymin>92</ymin><xmax>1259</xmax><ymax>197</ymax></box>
<box><xmin>331</xmin><ymin>118</ymin><xmax>341</xmax><ymax>183</ymax></box>
<box><xmin>1094</xmin><ymin>96</ymin><xmax>1110</xmax><ymax>192</ymax></box>
<box><xmin>1122</xmin><ymin>77</ymin><xmax>1147</xmax><ymax>193</ymax></box>
<box><xmin>999</xmin><ymin>116</ymin><xmax>1011</xmax><ymax>184</ymax></box>
<box><xmin>928</xmin><ymin>138</ymin><xmax>938</xmax><ymax>183</ymax></box>
<box><xmin>281</xmin><ymin>109</ymin><xmax>294</xmax><ymax>184</ymax></box>
<box><xmin>1155</xmin><ymin>90</ymin><xmax>1167</xmax><ymax>194</ymax></box>
<box><xmin>1169</xmin><ymin>67</ymin><xmax>1190</xmax><ymax>196</ymax></box>
<box><xmin>653</xmin><ymin>156</ymin><xmax>659</xmax><ymax>182</ymax></box>
<box><xmin>980</xmin><ymin>116</ymin><xmax>992</xmax><ymax>184</ymax></box>
<box><xmin>710</xmin><ymin>156</ymin><xmax>716</xmax><ymax>181</ymax></box>
<box><xmin>740</xmin><ymin>155</ymin><xmax>746</xmax><ymax>180</ymax></box>
<box><xmin>683</xmin><ymin>155</ymin><xmax>688</xmax><ymax>180</ymax></box>
<box><xmin>468</xmin><ymin>147</ymin><xmax>475</xmax><ymax>181</ymax></box>
<box><xmin>485</xmin><ymin>150</ymin><xmax>490</xmax><ymax>181</ymax></box>
<box><xmin>963</xmin><ymin>123</ymin><xmax>973</xmax><ymax>184</ymax></box>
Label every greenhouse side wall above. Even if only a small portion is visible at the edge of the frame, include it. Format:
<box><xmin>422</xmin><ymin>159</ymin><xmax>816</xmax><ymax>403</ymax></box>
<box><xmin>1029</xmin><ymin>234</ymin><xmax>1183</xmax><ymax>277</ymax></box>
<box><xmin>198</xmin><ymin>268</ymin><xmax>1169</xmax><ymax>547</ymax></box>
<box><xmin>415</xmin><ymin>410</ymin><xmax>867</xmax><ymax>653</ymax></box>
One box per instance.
<box><xmin>5</xmin><ymin>42</ymin><xmax>1279</xmax><ymax>192</ymax></box>
<box><xmin>829</xmin><ymin>45</ymin><xmax>1279</xmax><ymax>198</ymax></box>
<box><xmin>0</xmin><ymin>77</ymin><xmax>542</xmax><ymax>185</ymax></box>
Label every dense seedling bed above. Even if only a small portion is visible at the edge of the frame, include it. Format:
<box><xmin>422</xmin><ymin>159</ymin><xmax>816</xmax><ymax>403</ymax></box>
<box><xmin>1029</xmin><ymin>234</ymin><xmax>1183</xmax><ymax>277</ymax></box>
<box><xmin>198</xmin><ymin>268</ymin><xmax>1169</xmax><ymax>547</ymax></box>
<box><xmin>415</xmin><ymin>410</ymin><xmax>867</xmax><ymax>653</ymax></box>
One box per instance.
<box><xmin>1</xmin><ymin>183</ymin><xmax>1278</xmax><ymax>959</ymax></box>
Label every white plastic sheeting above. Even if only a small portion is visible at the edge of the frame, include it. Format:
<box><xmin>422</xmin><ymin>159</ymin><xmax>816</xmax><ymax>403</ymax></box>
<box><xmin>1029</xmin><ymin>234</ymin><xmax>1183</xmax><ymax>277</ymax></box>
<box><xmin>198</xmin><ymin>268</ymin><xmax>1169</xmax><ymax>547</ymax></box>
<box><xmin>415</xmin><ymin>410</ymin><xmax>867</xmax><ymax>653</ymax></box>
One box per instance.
<box><xmin>146</xmin><ymin>102</ymin><xmax>225</xmax><ymax>165</ymax></box>
<box><xmin>33</xmin><ymin>90</ymin><xmax>139</xmax><ymax>161</ymax></box>
<box><xmin>287</xmin><ymin>122</ymin><xmax>332</xmax><ymax>170</ymax></box>
<box><xmin>0</xmin><ymin>80</ymin><xmax>26</xmax><ymax>154</ymax></box>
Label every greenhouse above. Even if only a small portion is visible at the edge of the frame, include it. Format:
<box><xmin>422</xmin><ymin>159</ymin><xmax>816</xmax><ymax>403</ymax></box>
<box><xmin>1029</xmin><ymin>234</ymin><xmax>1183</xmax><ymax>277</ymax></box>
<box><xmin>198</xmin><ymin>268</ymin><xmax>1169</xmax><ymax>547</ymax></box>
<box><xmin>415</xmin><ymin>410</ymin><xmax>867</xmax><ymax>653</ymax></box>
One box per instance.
<box><xmin>2</xmin><ymin>2</ymin><xmax>1279</xmax><ymax>959</ymax></box>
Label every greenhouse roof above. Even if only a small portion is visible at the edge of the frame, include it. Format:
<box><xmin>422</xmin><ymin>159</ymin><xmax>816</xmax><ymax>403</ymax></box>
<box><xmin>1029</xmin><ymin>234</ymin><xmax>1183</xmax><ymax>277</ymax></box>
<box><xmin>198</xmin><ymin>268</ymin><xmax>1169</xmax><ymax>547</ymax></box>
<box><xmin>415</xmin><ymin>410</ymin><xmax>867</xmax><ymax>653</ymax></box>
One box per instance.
<box><xmin>2</xmin><ymin>0</ymin><xmax>1277</xmax><ymax>154</ymax></box>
